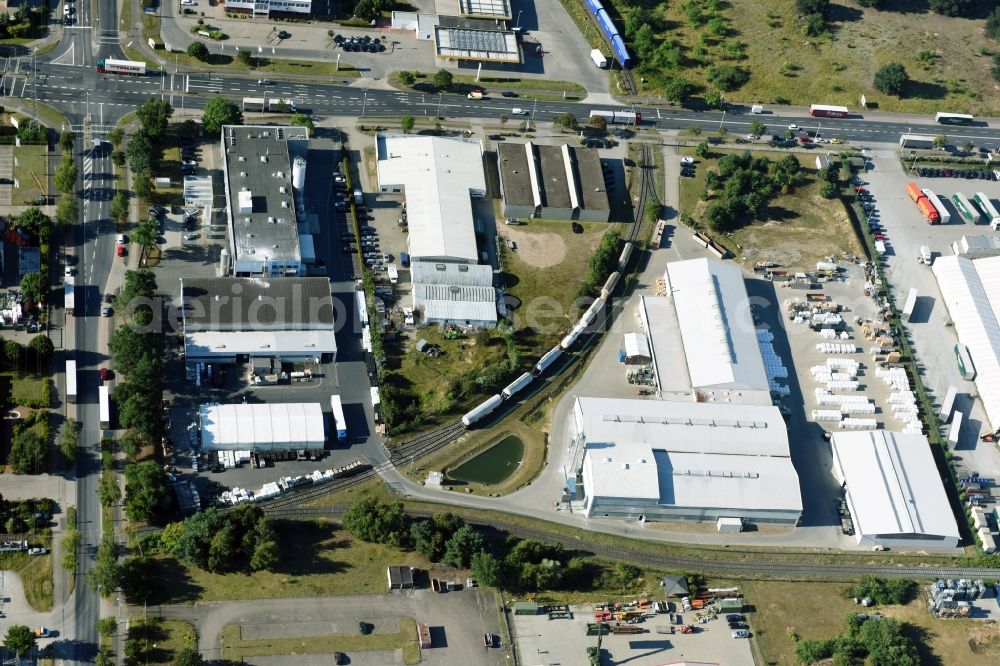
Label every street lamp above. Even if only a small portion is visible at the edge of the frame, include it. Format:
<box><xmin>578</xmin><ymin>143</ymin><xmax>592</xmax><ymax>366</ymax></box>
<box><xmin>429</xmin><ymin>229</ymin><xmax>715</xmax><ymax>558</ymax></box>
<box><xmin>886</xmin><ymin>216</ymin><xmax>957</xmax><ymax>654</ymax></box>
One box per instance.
<box><xmin>361</xmin><ymin>90</ymin><xmax>368</xmax><ymax>118</ymax></box>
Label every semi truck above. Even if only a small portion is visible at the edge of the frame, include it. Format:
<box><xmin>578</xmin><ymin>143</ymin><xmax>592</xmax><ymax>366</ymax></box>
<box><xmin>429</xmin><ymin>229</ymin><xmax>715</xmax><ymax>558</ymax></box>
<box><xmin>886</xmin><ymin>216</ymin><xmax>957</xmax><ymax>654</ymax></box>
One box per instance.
<box><xmin>951</xmin><ymin>192</ymin><xmax>980</xmax><ymax>224</ymax></box>
<box><xmin>98</xmin><ymin>385</ymin><xmax>111</xmax><ymax>429</ymax></box>
<box><xmin>242</xmin><ymin>97</ymin><xmax>266</xmax><ymax>113</ymax></box>
<box><xmin>808</xmin><ymin>104</ymin><xmax>849</xmax><ymax>118</ymax></box>
<box><xmin>330</xmin><ymin>394</ymin><xmax>347</xmax><ymax>442</ymax></box>
<box><xmin>590</xmin><ymin>49</ymin><xmax>608</xmax><ymax>68</ymax></box>
<box><xmin>905</xmin><ymin>182</ymin><xmax>940</xmax><ymax>224</ymax></box>
<box><xmin>96</xmin><ymin>59</ymin><xmax>146</xmax><ymax>75</ymax></box>
<box><xmin>64</xmin><ymin>276</ymin><xmax>75</xmax><ymax>315</ymax></box>
<box><xmin>973</xmin><ymin>192</ymin><xmax>1000</xmax><ymax>229</ymax></box>
<box><xmin>899</xmin><ymin>134</ymin><xmax>936</xmax><ymax>149</ymax></box>
<box><xmin>589</xmin><ymin>109</ymin><xmax>642</xmax><ymax>125</ymax></box>
<box><xmin>267</xmin><ymin>98</ymin><xmax>297</xmax><ymax>113</ymax></box>
<box><xmin>66</xmin><ymin>359</ymin><xmax>77</xmax><ymax>404</ymax></box>
<box><xmin>921</xmin><ymin>189</ymin><xmax>950</xmax><ymax>224</ymax></box>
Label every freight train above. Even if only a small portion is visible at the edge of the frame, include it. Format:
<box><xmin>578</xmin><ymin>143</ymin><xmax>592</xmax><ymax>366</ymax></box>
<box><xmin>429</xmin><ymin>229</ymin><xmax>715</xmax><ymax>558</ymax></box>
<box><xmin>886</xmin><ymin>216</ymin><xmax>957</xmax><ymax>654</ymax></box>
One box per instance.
<box><xmin>460</xmin><ymin>242</ymin><xmax>636</xmax><ymax>427</ymax></box>
<box><xmin>582</xmin><ymin>0</ymin><xmax>633</xmax><ymax>69</ymax></box>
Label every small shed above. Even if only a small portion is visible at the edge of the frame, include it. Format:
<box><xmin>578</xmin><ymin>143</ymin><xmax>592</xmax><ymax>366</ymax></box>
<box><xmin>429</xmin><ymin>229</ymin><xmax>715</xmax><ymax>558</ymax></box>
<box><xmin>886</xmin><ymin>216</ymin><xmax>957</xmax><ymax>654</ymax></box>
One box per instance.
<box><xmin>622</xmin><ymin>333</ymin><xmax>652</xmax><ymax>365</ymax></box>
<box><xmin>815</xmin><ymin>155</ymin><xmax>832</xmax><ymax>171</ymax></box>
<box><xmin>416</xmin><ymin>622</ymin><xmax>432</xmax><ymax>649</ymax></box>
<box><xmin>717</xmin><ymin>597</ymin><xmax>744</xmax><ymax>612</ymax></box>
<box><xmin>661</xmin><ymin>575</ymin><xmax>690</xmax><ymax>598</ymax></box>
<box><xmin>387</xmin><ymin>565</ymin><xmax>415</xmax><ymax>590</ymax></box>
<box><xmin>512</xmin><ymin>601</ymin><xmax>540</xmax><ymax>615</ymax></box>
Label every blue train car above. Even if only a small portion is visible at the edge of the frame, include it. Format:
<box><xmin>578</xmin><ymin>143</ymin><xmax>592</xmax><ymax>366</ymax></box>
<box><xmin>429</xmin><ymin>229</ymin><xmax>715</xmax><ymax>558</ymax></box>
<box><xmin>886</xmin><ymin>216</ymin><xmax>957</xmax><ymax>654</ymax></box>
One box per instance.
<box><xmin>596</xmin><ymin>9</ymin><xmax>616</xmax><ymax>40</ymax></box>
<box><xmin>611</xmin><ymin>35</ymin><xmax>633</xmax><ymax>69</ymax></box>
<box><xmin>583</xmin><ymin>0</ymin><xmax>603</xmax><ymax>16</ymax></box>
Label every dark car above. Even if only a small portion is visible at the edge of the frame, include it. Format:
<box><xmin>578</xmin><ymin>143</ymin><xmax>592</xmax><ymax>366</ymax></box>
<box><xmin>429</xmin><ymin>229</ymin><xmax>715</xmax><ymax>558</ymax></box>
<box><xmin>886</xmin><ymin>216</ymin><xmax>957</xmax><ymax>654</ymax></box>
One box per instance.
<box><xmin>277</xmin><ymin>30</ymin><xmax>291</xmax><ymax>39</ymax></box>
<box><xmin>501</xmin><ymin>91</ymin><xmax>517</xmax><ymax>97</ymax></box>
<box><xmin>572</xmin><ymin>222</ymin><xmax>584</xmax><ymax>234</ymax></box>
<box><xmin>729</xmin><ymin>622</ymin><xmax>748</xmax><ymax>630</ymax></box>
<box><xmin>99</xmin><ymin>368</ymin><xmax>114</xmax><ymax>381</ymax></box>
<box><xmin>726</xmin><ymin>614</ymin><xmax>745</xmax><ymax>622</ymax></box>
<box><xmin>488</xmin><ymin>134</ymin><xmax>503</xmax><ymax>140</ymax></box>
<box><xmin>334</xmin><ymin>654</ymin><xmax>347</xmax><ymax>665</ymax></box>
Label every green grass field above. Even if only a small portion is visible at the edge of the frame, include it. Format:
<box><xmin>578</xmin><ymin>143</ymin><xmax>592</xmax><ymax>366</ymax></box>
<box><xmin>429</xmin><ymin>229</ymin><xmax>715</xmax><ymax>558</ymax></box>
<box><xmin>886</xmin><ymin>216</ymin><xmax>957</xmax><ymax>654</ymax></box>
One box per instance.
<box><xmin>127</xmin><ymin>618</ymin><xmax>197</xmax><ymax>666</ymax></box>
<box><xmin>12</xmin><ymin>143</ymin><xmax>50</xmax><ymax>206</ymax></box>
<box><xmin>220</xmin><ymin>618</ymin><xmax>420</xmax><ymax>664</ymax></box>
<box><xmin>0</xmin><ymin>551</ymin><xmax>53</xmax><ymax>612</ymax></box>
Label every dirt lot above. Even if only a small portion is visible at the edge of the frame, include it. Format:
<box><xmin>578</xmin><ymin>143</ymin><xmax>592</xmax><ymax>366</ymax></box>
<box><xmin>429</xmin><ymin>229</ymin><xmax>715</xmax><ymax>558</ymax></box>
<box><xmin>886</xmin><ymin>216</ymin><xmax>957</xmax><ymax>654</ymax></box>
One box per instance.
<box><xmin>631</xmin><ymin>0</ymin><xmax>1000</xmax><ymax>114</ymax></box>
<box><xmin>502</xmin><ymin>225</ymin><xmax>568</xmax><ymax>269</ymax></box>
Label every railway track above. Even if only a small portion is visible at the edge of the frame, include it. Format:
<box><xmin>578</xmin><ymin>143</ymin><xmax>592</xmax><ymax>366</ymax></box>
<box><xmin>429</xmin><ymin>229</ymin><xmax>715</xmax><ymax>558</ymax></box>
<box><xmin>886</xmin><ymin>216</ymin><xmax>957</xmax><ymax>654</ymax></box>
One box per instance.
<box><xmin>620</xmin><ymin>68</ymin><xmax>637</xmax><ymax>97</ymax></box>
<box><xmin>259</xmin><ymin>505</ymin><xmax>1000</xmax><ymax>582</ymax></box>
<box><xmin>630</xmin><ymin>142</ymin><xmax>658</xmax><ymax>243</ymax></box>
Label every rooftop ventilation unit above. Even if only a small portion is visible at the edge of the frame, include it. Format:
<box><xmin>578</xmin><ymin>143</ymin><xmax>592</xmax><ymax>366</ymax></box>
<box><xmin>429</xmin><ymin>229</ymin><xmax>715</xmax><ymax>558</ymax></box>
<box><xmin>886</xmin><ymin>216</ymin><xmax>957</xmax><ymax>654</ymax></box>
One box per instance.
<box><xmin>458</xmin><ymin>265</ymin><xmax>469</xmax><ymax>272</ymax></box>
<box><xmin>279</xmin><ymin>186</ymin><xmax>287</xmax><ymax>193</ymax></box>
<box><xmin>238</xmin><ymin>156</ymin><xmax>246</xmax><ymax>162</ymax></box>
<box><xmin>260</xmin><ymin>155</ymin><xmax>268</xmax><ymax>163</ymax></box>
<box><xmin>281</xmin><ymin>201</ymin><xmax>289</xmax><ymax>208</ymax></box>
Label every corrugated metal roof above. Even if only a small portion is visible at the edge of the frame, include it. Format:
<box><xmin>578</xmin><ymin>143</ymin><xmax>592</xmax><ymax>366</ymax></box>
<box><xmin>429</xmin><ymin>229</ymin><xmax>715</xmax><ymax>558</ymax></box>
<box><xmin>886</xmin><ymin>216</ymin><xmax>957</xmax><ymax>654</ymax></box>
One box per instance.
<box><xmin>831</xmin><ymin>431</ymin><xmax>960</xmax><ymax>542</ymax></box>
<box><xmin>933</xmin><ymin>255</ymin><xmax>1000</xmax><ymax>431</ymax></box>
<box><xmin>664</xmin><ymin>259</ymin><xmax>769</xmax><ymax>391</ymax></box>
<box><xmin>199</xmin><ymin>402</ymin><xmax>325</xmax><ymax>450</ymax></box>
<box><xmin>623</xmin><ymin>332</ymin><xmax>651</xmax><ymax>361</ymax></box>
<box><xmin>410</xmin><ymin>261</ymin><xmax>493</xmax><ymax>287</ymax></box>
<box><xmin>376</xmin><ymin>135</ymin><xmax>484</xmax><ymax>262</ymax></box>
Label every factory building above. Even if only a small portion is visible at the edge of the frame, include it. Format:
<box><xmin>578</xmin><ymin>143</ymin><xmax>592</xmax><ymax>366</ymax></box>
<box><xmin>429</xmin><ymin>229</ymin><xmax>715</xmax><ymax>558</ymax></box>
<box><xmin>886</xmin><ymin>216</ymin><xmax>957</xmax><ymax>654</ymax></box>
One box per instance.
<box><xmin>180</xmin><ymin>277</ymin><xmax>337</xmax><ymax>364</ymax></box>
<box><xmin>574</xmin><ymin>397</ymin><xmax>802</xmax><ymax>526</ymax></box>
<box><xmin>376</xmin><ymin>134</ymin><xmax>496</xmax><ymax>328</ymax></box>
<box><xmin>223</xmin><ymin>0</ymin><xmax>312</xmax><ymax>18</ymax></box>
<box><xmin>830</xmin><ymin>430</ymin><xmax>961</xmax><ymax>550</ymax></box>
<box><xmin>199</xmin><ymin>402</ymin><xmax>326</xmax><ymax>451</ymax></box>
<box><xmin>498</xmin><ymin>142</ymin><xmax>610</xmax><ymax>222</ymax></box>
<box><xmin>220</xmin><ymin>125</ymin><xmax>312</xmax><ymax>277</ymax></box>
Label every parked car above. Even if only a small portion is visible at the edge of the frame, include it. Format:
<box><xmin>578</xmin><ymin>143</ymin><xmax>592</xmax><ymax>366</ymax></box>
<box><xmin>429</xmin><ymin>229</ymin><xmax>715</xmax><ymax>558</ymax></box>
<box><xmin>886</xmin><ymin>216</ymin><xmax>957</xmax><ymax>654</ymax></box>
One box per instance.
<box><xmin>99</xmin><ymin>368</ymin><xmax>114</xmax><ymax>381</ymax></box>
<box><xmin>101</xmin><ymin>306</ymin><xmax>112</xmax><ymax>317</ymax></box>
<box><xmin>732</xmin><ymin>629</ymin><xmax>749</xmax><ymax>639</ymax></box>
<box><xmin>27</xmin><ymin>547</ymin><xmax>48</xmax><ymax>555</ymax></box>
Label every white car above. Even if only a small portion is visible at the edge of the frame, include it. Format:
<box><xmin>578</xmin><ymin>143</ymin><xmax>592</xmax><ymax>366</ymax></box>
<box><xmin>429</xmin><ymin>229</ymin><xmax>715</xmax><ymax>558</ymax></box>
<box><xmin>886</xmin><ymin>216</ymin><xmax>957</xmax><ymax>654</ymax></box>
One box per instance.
<box><xmin>116</xmin><ymin>234</ymin><xmax>126</xmax><ymax>244</ymax></box>
<box><xmin>403</xmin><ymin>307</ymin><xmax>414</xmax><ymax>326</ymax></box>
<box><xmin>788</xmin><ymin>123</ymin><xmax>798</xmax><ymax>131</ymax></box>
<box><xmin>65</xmin><ymin>267</ymin><xmax>74</xmax><ymax>277</ymax></box>
<box><xmin>680</xmin><ymin>157</ymin><xmax>695</xmax><ymax>165</ymax></box>
<box><xmin>512</xmin><ymin>108</ymin><xmax>528</xmax><ymax>116</ymax></box>
<box><xmin>63</xmin><ymin>5</ymin><xmax>72</xmax><ymax>15</ymax></box>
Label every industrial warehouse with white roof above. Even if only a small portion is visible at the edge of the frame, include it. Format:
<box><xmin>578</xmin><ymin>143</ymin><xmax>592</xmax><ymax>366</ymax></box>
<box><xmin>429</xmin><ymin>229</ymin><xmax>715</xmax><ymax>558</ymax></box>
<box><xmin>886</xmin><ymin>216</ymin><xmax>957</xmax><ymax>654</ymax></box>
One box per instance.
<box><xmin>932</xmin><ymin>254</ymin><xmax>1000</xmax><ymax>432</ymax></box>
<box><xmin>830</xmin><ymin>430</ymin><xmax>961</xmax><ymax>549</ymax></box>
<box><xmin>376</xmin><ymin>134</ymin><xmax>497</xmax><ymax>328</ymax></box>
<box><xmin>199</xmin><ymin>402</ymin><xmax>326</xmax><ymax>451</ymax></box>
<box><xmin>574</xmin><ymin>398</ymin><xmax>802</xmax><ymax>525</ymax></box>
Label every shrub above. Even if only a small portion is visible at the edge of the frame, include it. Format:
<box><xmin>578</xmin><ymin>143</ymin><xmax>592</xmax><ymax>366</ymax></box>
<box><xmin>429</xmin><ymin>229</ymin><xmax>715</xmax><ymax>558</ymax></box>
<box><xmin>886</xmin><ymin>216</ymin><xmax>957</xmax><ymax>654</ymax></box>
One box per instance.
<box><xmin>708</xmin><ymin>65</ymin><xmax>749</xmax><ymax>91</ymax></box>
<box><xmin>873</xmin><ymin>63</ymin><xmax>909</xmax><ymax>96</ymax></box>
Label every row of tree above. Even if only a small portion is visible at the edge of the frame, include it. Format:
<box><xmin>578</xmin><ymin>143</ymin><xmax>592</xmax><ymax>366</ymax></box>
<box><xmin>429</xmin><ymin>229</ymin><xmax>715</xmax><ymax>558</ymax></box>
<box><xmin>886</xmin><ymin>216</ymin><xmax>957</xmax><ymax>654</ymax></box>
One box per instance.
<box><xmin>794</xmin><ymin>612</ymin><xmax>919</xmax><ymax>665</ymax></box>
<box><xmin>701</xmin><ymin>150</ymin><xmax>806</xmax><ymax>232</ymax></box>
<box><xmin>160</xmin><ymin>504</ymin><xmax>279</xmax><ymax>573</ymax></box>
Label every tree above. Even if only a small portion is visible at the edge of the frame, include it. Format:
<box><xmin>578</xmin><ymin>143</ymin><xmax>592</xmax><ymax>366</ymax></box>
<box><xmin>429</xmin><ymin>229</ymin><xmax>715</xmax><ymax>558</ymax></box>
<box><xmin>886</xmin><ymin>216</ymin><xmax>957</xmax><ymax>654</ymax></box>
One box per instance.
<box><xmin>873</xmin><ymin>62</ymin><xmax>908</xmax><ymax>96</ymax></box>
<box><xmin>645</xmin><ymin>199</ymin><xmax>662</xmax><ymax>222</ymax></box>
<box><xmin>3</xmin><ymin>625</ymin><xmax>35</xmax><ymax>657</ymax></box>
<box><xmin>89</xmin><ymin>531</ymin><xmax>119</xmax><ymax>592</ymax></box>
<box><xmin>110</xmin><ymin>191</ymin><xmax>129</xmax><ymax>222</ymax></box>
<box><xmin>56</xmin><ymin>195</ymin><xmax>79</xmax><ymax>225</ymax></box>
<box><xmin>3</xmin><ymin>340</ymin><xmax>21</xmax><ymax>369</ymax></box>
<box><xmin>929</xmin><ymin>0</ymin><xmax>973</xmax><ymax>17</ymax></box>
<box><xmin>432</xmin><ymin>69</ymin><xmax>453</xmax><ymax>91</ymax></box>
<box><xmin>96</xmin><ymin>617</ymin><xmax>118</xmax><ymax>638</ymax></box>
<box><xmin>133</xmin><ymin>171</ymin><xmax>152</xmax><ymax>200</ymax></box>
<box><xmin>59</xmin><ymin>129</ymin><xmax>76</xmax><ymax>152</ymax></box>
<box><xmin>933</xmin><ymin>134</ymin><xmax>948</xmax><ymax>150</ymax></box>
<box><xmin>443</xmin><ymin>524</ymin><xmax>485</xmax><ymax>568</ymax></box>
<box><xmin>59</xmin><ymin>420</ymin><xmax>81</xmax><ymax>464</ymax></box>
<box><xmin>202</xmin><ymin>96</ymin><xmax>243</xmax><ymax>135</ymax></box>
<box><xmin>117</xmin><ymin>389</ymin><xmax>162</xmax><ymax>443</ymax></box>
<box><xmin>250</xmin><ymin>538</ymin><xmax>279</xmax><ymax>571</ymax></box>
<box><xmin>820</xmin><ymin>181</ymin><xmax>839</xmax><ymax>199</ymax></box>
<box><xmin>123</xmin><ymin>462</ymin><xmax>174</xmax><ymax>523</ymax></box>
<box><xmin>20</xmin><ymin>271</ymin><xmax>45</xmax><ymax>305</ymax></box>
<box><xmin>343</xmin><ymin>495</ymin><xmax>409</xmax><ymax>547</ymax></box>
<box><xmin>633</xmin><ymin>24</ymin><xmax>655</xmax><ymax>59</ymax></box>
<box><xmin>29</xmin><ymin>333</ymin><xmax>53</xmax><ymax>358</ymax></box>
<box><xmin>54</xmin><ymin>156</ymin><xmax>78</xmax><ymax>194</ymax></box>
<box><xmin>136</xmin><ymin>98</ymin><xmax>174</xmax><ymax>140</ymax></box>
<box><xmin>290</xmin><ymin>114</ymin><xmax>314</xmax><ymax>130</ymax></box>
<box><xmin>16</xmin><ymin>207</ymin><xmax>52</xmax><ymax>239</ymax></box>
<box><xmin>704</xmin><ymin>89</ymin><xmax>723</xmax><ymax>109</ymax></box>
<box><xmin>708</xmin><ymin>65</ymin><xmax>750</xmax><ymax>91</ymax></box>
<box><xmin>401</xmin><ymin>115</ymin><xmax>415</xmax><ymax>133</ymax></box>
<box><xmin>108</xmin><ymin>127</ymin><xmax>125</xmax><ymax>148</ymax></box>
<box><xmin>663</xmin><ymin>77</ymin><xmax>694</xmax><ymax>102</ymax></box>
<box><xmin>784</xmin><ymin>128</ymin><xmax>795</xmax><ymax>141</ymax></box>
<box><xmin>174</xmin><ymin>648</ymin><xmax>203</xmax><ymax>666</ymax></box>
<box><xmin>133</xmin><ymin>216</ymin><xmax>159</xmax><ymax>249</ymax></box>
<box><xmin>470</xmin><ymin>551</ymin><xmax>502</xmax><ymax>587</ymax></box>
<box><xmin>587</xmin><ymin>114</ymin><xmax>608</xmax><ymax>131</ymax></box>
<box><xmin>119</xmin><ymin>430</ymin><xmax>144</xmax><ymax>462</ymax></box>
<box><xmin>99</xmin><ymin>473</ymin><xmax>122</xmax><ymax>507</ymax></box>
<box><xmin>749</xmin><ymin>120</ymin><xmax>766</xmax><ymax>137</ymax></box>
<box><xmin>856</xmin><ymin>0</ymin><xmax>881</xmax><ymax>6</ymax></box>
<box><xmin>125</xmin><ymin>133</ymin><xmax>154</xmax><ymax>174</ymax></box>
<box><xmin>796</xmin><ymin>0</ymin><xmax>829</xmax><ymax>15</ymax></box>
<box><xmin>988</xmin><ymin>8</ymin><xmax>1000</xmax><ymax>41</ymax></box>
<box><xmin>553</xmin><ymin>112</ymin><xmax>578</xmax><ymax>131</ymax></box>
<box><xmin>236</xmin><ymin>49</ymin><xmax>252</xmax><ymax>66</ymax></box>
<box><xmin>398</xmin><ymin>70</ymin><xmax>416</xmax><ymax>86</ymax></box>
<box><xmin>411</xmin><ymin>520</ymin><xmax>444</xmax><ymax>561</ymax></box>
<box><xmin>9</xmin><ymin>429</ymin><xmax>46</xmax><ymax>474</ymax></box>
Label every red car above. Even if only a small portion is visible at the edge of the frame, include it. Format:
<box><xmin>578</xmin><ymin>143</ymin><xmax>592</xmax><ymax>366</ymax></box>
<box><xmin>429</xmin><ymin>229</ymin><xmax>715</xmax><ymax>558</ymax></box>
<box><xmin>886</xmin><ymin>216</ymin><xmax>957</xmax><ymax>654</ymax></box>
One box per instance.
<box><xmin>873</xmin><ymin>234</ymin><xmax>886</xmax><ymax>240</ymax></box>
<box><xmin>99</xmin><ymin>368</ymin><xmax>113</xmax><ymax>381</ymax></box>
<box><xmin>116</xmin><ymin>245</ymin><xmax>125</xmax><ymax>257</ymax></box>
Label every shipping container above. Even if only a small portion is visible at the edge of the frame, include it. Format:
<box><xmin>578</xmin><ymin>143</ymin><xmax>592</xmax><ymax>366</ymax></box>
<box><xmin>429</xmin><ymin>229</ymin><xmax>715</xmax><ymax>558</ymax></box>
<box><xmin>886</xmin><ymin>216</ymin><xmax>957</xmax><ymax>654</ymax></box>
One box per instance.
<box><xmin>973</xmin><ymin>192</ymin><xmax>1000</xmax><ymax>226</ymax></box>
<box><xmin>949</xmin><ymin>411</ymin><xmax>963</xmax><ymax>446</ymax></box>
<box><xmin>266</xmin><ymin>98</ymin><xmax>297</xmax><ymax>113</ymax></box>
<box><xmin>921</xmin><ymin>189</ymin><xmax>950</xmax><ymax>224</ymax></box>
<box><xmin>66</xmin><ymin>359</ymin><xmax>77</xmax><ymax>404</ymax></box>
<box><xmin>902</xmin><ymin>288</ymin><xmax>918</xmax><ymax>321</ymax></box>
<box><xmin>98</xmin><ymin>385</ymin><xmax>111</xmax><ymax>429</ymax></box>
<box><xmin>940</xmin><ymin>385</ymin><xmax>957</xmax><ymax>422</ymax></box>
<box><xmin>954</xmin><ymin>343</ymin><xmax>976</xmax><ymax>380</ymax></box>
<box><xmin>590</xmin><ymin>49</ymin><xmax>608</xmax><ymax>68</ymax></box>
<box><xmin>330</xmin><ymin>395</ymin><xmax>347</xmax><ymax>442</ymax></box>
<box><xmin>905</xmin><ymin>182</ymin><xmax>924</xmax><ymax>203</ymax></box>
<box><xmin>951</xmin><ymin>193</ymin><xmax>980</xmax><ymax>224</ymax></box>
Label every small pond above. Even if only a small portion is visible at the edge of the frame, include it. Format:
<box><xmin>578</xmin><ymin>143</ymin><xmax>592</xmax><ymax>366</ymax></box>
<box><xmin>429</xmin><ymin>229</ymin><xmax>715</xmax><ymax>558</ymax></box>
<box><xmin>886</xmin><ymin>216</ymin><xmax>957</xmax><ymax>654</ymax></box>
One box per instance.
<box><xmin>449</xmin><ymin>435</ymin><xmax>524</xmax><ymax>485</ymax></box>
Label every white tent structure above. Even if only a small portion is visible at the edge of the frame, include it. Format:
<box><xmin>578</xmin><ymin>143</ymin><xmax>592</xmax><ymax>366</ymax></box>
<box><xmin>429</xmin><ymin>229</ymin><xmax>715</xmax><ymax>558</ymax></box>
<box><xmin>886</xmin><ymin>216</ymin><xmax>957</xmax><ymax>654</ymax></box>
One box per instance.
<box><xmin>933</xmin><ymin>255</ymin><xmax>1000</xmax><ymax>431</ymax></box>
<box><xmin>199</xmin><ymin>403</ymin><xmax>325</xmax><ymax>451</ymax></box>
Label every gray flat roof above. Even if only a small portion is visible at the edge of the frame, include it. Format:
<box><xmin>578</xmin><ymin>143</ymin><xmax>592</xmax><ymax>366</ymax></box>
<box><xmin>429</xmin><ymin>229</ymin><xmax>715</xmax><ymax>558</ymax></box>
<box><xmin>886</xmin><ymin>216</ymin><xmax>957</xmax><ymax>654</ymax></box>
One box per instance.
<box><xmin>459</xmin><ymin>0</ymin><xmax>511</xmax><ymax>18</ymax></box>
<box><xmin>181</xmin><ymin>277</ymin><xmax>334</xmax><ymax>330</ymax></box>
<box><xmin>575</xmin><ymin>149</ymin><xmax>610</xmax><ymax>212</ymax></box>
<box><xmin>537</xmin><ymin>144</ymin><xmax>572</xmax><ymax>210</ymax></box>
<box><xmin>434</xmin><ymin>21</ymin><xmax>520</xmax><ymax>63</ymax></box>
<box><xmin>221</xmin><ymin>125</ymin><xmax>309</xmax><ymax>265</ymax></box>
<box><xmin>497</xmin><ymin>143</ymin><xmax>533</xmax><ymax>207</ymax></box>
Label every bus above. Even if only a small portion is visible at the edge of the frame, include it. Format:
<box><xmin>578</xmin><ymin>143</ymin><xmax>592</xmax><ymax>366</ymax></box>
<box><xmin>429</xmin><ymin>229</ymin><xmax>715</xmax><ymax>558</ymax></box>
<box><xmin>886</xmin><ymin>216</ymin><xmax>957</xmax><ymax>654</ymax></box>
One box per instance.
<box><xmin>66</xmin><ymin>360</ymin><xmax>77</xmax><ymax>404</ymax></box>
<box><xmin>808</xmin><ymin>104</ymin><xmax>849</xmax><ymax>118</ymax></box>
<box><xmin>98</xmin><ymin>385</ymin><xmax>111</xmax><ymax>429</ymax></box>
<box><xmin>935</xmin><ymin>112</ymin><xmax>975</xmax><ymax>125</ymax></box>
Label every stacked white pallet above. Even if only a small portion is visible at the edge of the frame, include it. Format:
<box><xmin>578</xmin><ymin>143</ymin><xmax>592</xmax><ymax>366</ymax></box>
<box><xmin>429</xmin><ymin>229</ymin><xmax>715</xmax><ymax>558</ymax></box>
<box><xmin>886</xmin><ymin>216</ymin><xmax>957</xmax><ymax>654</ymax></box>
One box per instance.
<box><xmin>816</xmin><ymin>343</ymin><xmax>860</xmax><ymax>354</ymax></box>
<box><xmin>820</xmin><ymin>328</ymin><xmax>839</xmax><ymax>339</ymax></box>
<box><xmin>840</xmin><ymin>418</ymin><xmax>878</xmax><ymax>430</ymax></box>
<box><xmin>827</xmin><ymin>358</ymin><xmax>860</xmax><ymax>373</ymax></box>
<box><xmin>888</xmin><ymin>391</ymin><xmax>916</xmax><ymax>405</ymax></box>
<box><xmin>829</xmin><ymin>372</ymin><xmax>854</xmax><ymax>382</ymax></box>
<box><xmin>769</xmin><ymin>382</ymin><xmax>791</xmax><ymax>397</ymax></box>
<box><xmin>827</xmin><ymin>380</ymin><xmax>860</xmax><ymax>392</ymax></box>
<box><xmin>812</xmin><ymin>313</ymin><xmax>843</xmax><ymax>327</ymax></box>
<box><xmin>812</xmin><ymin>409</ymin><xmax>843</xmax><ymax>422</ymax></box>
<box><xmin>757</xmin><ymin>330</ymin><xmax>789</xmax><ymax>379</ymax></box>
<box><xmin>817</xmin><ymin>393</ymin><xmax>869</xmax><ymax>406</ymax></box>
<box><xmin>902</xmin><ymin>423</ymin><xmax>924</xmax><ymax>435</ymax></box>
<box><xmin>841</xmin><ymin>402</ymin><xmax>877</xmax><ymax>415</ymax></box>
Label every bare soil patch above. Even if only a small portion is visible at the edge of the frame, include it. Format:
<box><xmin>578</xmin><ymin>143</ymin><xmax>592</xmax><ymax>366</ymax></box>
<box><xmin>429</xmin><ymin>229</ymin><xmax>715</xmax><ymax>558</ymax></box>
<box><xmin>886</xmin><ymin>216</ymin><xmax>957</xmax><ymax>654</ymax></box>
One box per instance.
<box><xmin>503</xmin><ymin>226</ymin><xmax>568</xmax><ymax>269</ymax></box>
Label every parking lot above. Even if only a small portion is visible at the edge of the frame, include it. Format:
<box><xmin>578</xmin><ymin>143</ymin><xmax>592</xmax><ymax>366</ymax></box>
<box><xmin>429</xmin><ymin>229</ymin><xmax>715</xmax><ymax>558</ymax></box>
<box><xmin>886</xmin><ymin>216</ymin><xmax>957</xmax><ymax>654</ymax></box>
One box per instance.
<box><xmin>513</xmin><ymin>605</ymin><xmax>754</xmax><ymax>666</ymax></box>
<box><xmin>856</xmin><ymin>147</ymin><xmax>1000</xmax><ymax>482</ymax></box>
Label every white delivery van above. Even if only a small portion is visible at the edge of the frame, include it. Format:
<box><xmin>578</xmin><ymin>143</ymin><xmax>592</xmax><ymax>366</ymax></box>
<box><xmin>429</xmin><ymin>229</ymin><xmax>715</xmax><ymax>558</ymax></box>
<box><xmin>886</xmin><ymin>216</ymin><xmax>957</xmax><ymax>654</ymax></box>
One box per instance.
<box><xmin>918</xmin><ymin>245</ymin><xmax>932</xmax><ymax>265</ymax></box>
<box><xmin>751</xmin><ymin>105</ymin><xmax>764</xmax><ymax>114</ymax></box>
